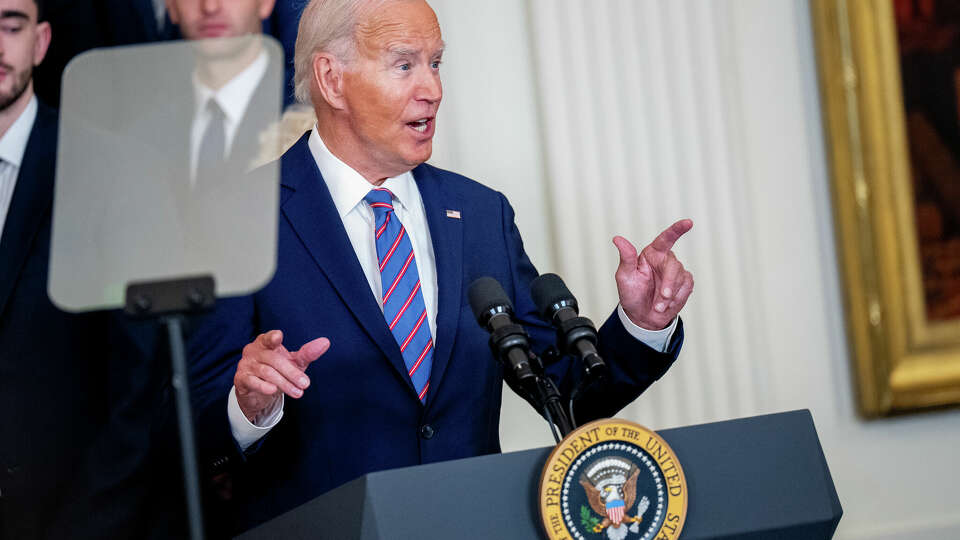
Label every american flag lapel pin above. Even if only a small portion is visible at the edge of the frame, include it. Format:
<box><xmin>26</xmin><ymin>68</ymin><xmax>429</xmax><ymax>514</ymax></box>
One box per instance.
<box><xmin>445</xmin><ymin>209</ymin><xmax>461</xmax><ymax>219</ymax></box>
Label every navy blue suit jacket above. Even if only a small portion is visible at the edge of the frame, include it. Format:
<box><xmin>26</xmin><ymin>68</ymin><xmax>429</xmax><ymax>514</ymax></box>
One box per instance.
<box><xmin>191</xmin><ymin>133</ymin><xmax>683</xmax><ymax>533</ymax></box>
<box><xmin>0</xmin><ymin>102</ymin><xmax>77</xmax><ymax>540</ymax></box>
<box><xmin>0</xmin><ymin>103</ymin><xmax>181</xmax><ymax>539</ymax></box>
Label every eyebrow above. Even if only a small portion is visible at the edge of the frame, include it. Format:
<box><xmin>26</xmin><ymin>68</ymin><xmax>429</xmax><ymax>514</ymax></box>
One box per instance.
<box><xmin>388</xmin><ymin>47</ymin><xmax>419</xmax><ymax>58</ymax></box>
<box><xmin>0</xmin><ymin>10</ymin><xmax>29</xmax><ymax>20</ymax></box>
<box><xmin>387</xmin><ymin>42</ymin><xmax>446</xmax><ymax>58</ymax></box>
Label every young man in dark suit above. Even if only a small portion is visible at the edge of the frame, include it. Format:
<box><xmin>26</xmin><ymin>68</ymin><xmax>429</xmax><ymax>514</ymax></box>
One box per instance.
<box><xmin>35</xmin><ymin>0</ymin><xmax>307</xmax><ymax>107</ymax></box>
<box><xmin>0</xmin><ymin>2</ymin><xmax>75</xmax><ymax>536</ymax></box>
<box><xmin>0</xmin><ymin>1</ymin><xmax>186</xmax><ymax>538</ymax></box>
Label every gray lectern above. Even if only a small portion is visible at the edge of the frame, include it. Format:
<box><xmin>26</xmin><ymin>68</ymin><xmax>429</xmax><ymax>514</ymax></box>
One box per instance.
<box><xmin>238</xmin><ymin>410</ymin><xmax>842</xmax><ymax>539</ymax></box>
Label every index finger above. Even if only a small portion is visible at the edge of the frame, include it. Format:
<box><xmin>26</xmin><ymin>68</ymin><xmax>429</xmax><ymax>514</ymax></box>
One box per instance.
<box><xmin>648</xmin><ymin>219</ymin><xmax>693</xmax><ymax>254</ymax></box>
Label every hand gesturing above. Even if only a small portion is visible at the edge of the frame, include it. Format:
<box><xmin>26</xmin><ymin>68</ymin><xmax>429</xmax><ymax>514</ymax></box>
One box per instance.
<box><xmin>613</xmin><ymin>219</ymin><xmax>694</xmax><ymax>330</ymax></box>
<box><xmin>234</xmin><ymin>330</ymin><xmax>330</xmax><ymax>423</ymax></box>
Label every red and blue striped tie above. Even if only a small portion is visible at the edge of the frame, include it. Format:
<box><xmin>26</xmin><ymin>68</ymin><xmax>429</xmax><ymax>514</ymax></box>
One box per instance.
<box><xmin>364</xmin><ymin>188</ymin><xmax>433</xmax><ymax>403</ymax></box>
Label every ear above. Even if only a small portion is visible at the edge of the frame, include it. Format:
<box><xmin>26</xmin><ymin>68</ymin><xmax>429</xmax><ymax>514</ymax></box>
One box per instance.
<box><xmin>312</xmin><ymin>53</ymin><xmax>348</xmax><ymax>111</ymax></box>
<box><xmin>33</xmin><ymin>21</ymin><xmax>51</xmax><ymax>66</ymax></box>
<box><xmin>258</xmin><ymin>0</ymin><xmax>277</xmax><ymax>21</ymax></box>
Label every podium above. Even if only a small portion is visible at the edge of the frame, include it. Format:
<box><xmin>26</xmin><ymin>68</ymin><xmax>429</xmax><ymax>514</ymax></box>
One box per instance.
<box><xmin>237</xmin><ymin>410</ymin><xmax>842</xmax><ymax>539</ymax></box>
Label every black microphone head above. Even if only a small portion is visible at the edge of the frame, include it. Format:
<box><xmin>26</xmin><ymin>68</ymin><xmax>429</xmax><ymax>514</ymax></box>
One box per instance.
<box><xmin>468</xmin><ymin>277</ymin><xmax>514</xmax><ymax>326</ymax></box>
<box><xmin>531</xmin><ymin>273</ymin><xmax>578</xmax><ymax>320</ymax></box>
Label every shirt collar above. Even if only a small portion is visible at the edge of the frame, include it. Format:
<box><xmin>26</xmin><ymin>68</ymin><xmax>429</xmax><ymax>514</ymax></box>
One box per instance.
<box><xmin>0</xmin><ymin>95</ymin><xmax>38</xmax><ymax>168</ymax></box>
<box><xmin>193</xmin><ymin>49</ymin><xmax>269</xmax><ymax>124</ymax></box>
<box><xmin>306</xmin><ymin>125</ymin><xmax>415</xmax><ymax>219</ymax></box>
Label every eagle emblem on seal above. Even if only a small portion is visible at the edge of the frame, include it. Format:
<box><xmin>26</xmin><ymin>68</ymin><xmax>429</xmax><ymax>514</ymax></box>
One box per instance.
<box><xmin>579</xmin><ymin>457</ymin><xmax>651</xmax><ymax>540</ymax></box>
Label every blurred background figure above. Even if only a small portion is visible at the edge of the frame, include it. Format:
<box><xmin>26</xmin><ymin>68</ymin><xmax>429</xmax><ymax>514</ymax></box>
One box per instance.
<box><xmin>34</xmin><ymin>0</ymin><xmax>305</xmax><ymax>107</ymax></box>
<box><xmin>0</xmin><ymin>1</ymin><xmax>176</xmax><ymax>539</ymax></box>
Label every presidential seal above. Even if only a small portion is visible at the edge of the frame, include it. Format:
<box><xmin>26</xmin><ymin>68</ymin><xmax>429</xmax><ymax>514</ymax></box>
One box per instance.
<box><xmin>539</xmin><ymin>419</ymin><xmax>687</xmax><ymax>540</ymax></box>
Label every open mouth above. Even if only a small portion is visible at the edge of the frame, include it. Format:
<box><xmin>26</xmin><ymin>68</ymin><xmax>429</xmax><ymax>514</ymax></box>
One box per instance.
<box><xmin>407</xmin><ymin>117</ymin><xmax>433</xmax><ymax>134</ymax></box>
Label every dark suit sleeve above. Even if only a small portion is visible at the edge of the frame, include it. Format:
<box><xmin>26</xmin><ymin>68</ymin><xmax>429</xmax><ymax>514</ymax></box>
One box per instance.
<box><xmin>188</xmin><ymin>295</ymin><xmax>260</xmax><ymax>473</ymax></box>
<box><xmin>494</xmin><ymin>193</ymin><xmax>682</xmax><ymax>424</ymax></box>
<box><xmin>45</xmin><ymin>314</ymin><xmax>185</xmax><ymax>540</ymax></box>
<box><xmin>48</xmin><ymin>298</ymin><xmax>262</xmax><ymax>540</ymax></box>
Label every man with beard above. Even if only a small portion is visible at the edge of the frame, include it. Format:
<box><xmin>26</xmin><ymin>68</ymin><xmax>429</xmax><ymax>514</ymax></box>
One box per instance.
<box><xmin>0</xmin><ymin>1</ymin><xmax>187</xmax><ymax>538</ymax></box>
<box><xmin>0</xmin><ymin>2</ymin><xmax>72</xmax><ymax>536</ymax></box>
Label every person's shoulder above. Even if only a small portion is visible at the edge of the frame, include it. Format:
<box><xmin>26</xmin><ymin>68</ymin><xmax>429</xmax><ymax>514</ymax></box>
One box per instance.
<box><xmin>35</xmin><ymin>99</ymin><xmax>59</xmax><ymax>130</ymax></box>
<box><xmin>415</xmin><ymin>162</ymin><xmax>504</xmax><ymax>201</ymax></box>
<box><xmin>27</xmin><ymin>99</ymin><xmax>60</xmax><ymax>151</ymax></box>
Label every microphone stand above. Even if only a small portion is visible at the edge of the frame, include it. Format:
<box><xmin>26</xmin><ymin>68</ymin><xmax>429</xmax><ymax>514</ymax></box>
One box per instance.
<box><xmin>502</xmin><ymin>349</ymin><xmax>574</xmax><ymax>441</ymax></box>
<box><xmin>530</xmin><ymin>373</ymin><xmax>574</xmax><ymax>439</ymax></box>
<box><xmin>468</xmin><ymin>277</ymin><xmax>574</xmax><ymax>442</ymax></box>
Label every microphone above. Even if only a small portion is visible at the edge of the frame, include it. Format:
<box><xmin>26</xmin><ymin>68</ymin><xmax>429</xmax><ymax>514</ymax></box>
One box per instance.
<box><xmin>468</xmin><ymin>277</ymin><xmax>536</xmax><ymax>383</ymax></box>
<box><xmin>530</xmin><ymin>273</ymin><xmax>607</xmax><ymax>379</ymax></box>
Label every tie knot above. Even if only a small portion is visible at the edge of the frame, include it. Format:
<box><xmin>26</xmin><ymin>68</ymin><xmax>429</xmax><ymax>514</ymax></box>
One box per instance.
<box><xmin>364</xmin><ymin>188</ymin><xmax>395</xmax><ymax>214</ymax></box>
<box><xmin>206</xmin><ymin>98</ymin><xmax>225</xmax><ymax>119</ymax></box>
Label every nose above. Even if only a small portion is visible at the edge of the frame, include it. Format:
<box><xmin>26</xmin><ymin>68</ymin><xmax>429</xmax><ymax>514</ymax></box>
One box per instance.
<box><xmin>201</xmin><ymin>0</ymin><xmax>221</xmax><ymax>14</ymax></box>
<box><xmin>417</xmin><ymin>68</ymin><xmax>442</xmax><ymax>105</ymax></box>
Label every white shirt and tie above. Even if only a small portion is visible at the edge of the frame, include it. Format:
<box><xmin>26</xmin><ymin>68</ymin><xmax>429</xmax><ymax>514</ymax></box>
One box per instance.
<box><xmin>226</xmin><ymin>126</ymin><xmax>679</xmax><ymax>450</ymax></box>
<box><xmin>0</xmin><ymin>96</ymin><xmax>38</xmax><ymax>241</ymax></box>
<box><xmin>189</xmin><ymin>51</ymin><xmax>269</xmax><ymax>185</ymax></box>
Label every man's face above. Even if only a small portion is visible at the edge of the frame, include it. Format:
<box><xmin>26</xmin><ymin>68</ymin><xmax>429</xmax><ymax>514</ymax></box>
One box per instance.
<box><xmin>340</xmin><ymin>0</ymin><xmax>444</xmax><ymax>177</ymax></box>
<box><xmin>0</xmin><ymin>0</ymin><xmax>49</xmax><ymax>110</ymax></box>
<box><xmin>167</xmin><ymin>0</ymin><xmax>273</xmax><ymax>41</ymax></box>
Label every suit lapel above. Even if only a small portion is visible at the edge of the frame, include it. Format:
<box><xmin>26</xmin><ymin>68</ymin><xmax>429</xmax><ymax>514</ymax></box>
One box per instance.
<box><xmin>413</xmin><ymin>165</ymin><xmax>463</xmax><ymax>406</ymax></box>
<box><xmin>228</xmin><ymin>57</ymin><xmax>282</xmax><ymax>167</ymax></box>
<box><xmin>279</xmin><ymin>135</ymin><xmax>417</xmax><ymax>396</ymax></box>
<box><xmin>0</xmin><ymin>104</ymin><xmax>57</xmax><ymax>316</ymax></box>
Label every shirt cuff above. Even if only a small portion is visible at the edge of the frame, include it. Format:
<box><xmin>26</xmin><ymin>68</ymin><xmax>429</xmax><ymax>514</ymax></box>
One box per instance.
<box><xmin>616</xmin><ymin>305</ymin><xmax>678</xmax><ymax>353</ymax></box>
<box><xmin>227</xmin><ymin>386</ymin><xmax>284</xmax><ymax>451</ymax></box>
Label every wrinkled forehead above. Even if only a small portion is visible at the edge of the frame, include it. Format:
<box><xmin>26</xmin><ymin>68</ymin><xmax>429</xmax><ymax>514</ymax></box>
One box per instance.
<box><xmin>355</xmin><ymin>0</ymin><xmax>443</xmax><ymax>57</ymax></box>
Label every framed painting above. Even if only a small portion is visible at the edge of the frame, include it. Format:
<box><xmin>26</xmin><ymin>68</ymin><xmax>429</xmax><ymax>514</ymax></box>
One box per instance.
<box><xmin>812</xmin><ymin>0</ymin><xmax>960</xmax><ymax>416</ymax></box>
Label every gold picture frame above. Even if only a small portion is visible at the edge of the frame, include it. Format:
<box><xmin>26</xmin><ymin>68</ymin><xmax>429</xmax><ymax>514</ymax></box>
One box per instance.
<box><xmin>812</xmin><ymin>0</ymin><xmax>960</xmax><ymax>416</ymax></box>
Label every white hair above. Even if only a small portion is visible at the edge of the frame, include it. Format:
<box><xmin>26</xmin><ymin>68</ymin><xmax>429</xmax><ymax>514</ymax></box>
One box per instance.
<box><xmin>293</xmin><ymin>0</ymin><xmax>389</xmax><ymax>104</ymax></box>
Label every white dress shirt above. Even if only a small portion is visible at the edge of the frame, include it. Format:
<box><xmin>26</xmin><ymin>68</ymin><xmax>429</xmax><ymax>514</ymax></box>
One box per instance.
<box><xmin>0</xmin><ymin>96</ymin><xmax>38</xmax><ymax>241</ymax></box>
<box><xmin>227</xmin><ymin>125</ymin><xmax>678</xmax><ymax>450</ymax></box>
<box><xmin>189</xmin><ymin>51</ymin><xmax>269</xmax><ymax>185</ymax></box>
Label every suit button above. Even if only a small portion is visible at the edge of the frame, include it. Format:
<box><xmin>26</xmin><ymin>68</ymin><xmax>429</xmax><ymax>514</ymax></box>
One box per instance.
<box><xmin>419</xmin><ymin>424</ymin><xmax>436</xmax><ymax>439</ymax></box>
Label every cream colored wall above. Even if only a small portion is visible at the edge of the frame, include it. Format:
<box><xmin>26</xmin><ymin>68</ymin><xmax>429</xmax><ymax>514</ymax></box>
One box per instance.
<box><xmin>427</xmin><ymin>0</ymin><xmax>960</xmax><ymax>538</ymax></box>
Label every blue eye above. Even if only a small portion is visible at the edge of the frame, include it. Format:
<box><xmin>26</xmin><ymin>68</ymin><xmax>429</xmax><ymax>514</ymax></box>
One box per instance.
<box><xmin>399</xmin><ymin>63</ymin><xmax>411</xmax><ymax>71</ymax></box>
<box><xmin>431</xmin><ymin>61</ymin><xmax>441</xmax><ymax>69</ymax></box>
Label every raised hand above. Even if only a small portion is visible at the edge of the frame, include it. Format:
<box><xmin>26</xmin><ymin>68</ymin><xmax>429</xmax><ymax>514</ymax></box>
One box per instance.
<box><xmin>234</xmin><ymin>330</ymin><xmax>330</xmax><ymax>423</ymax></box>
<box><xmin>613</xmin><ymin>219</ymin><xmax>694</xmax><ymax>331</ymax></box>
